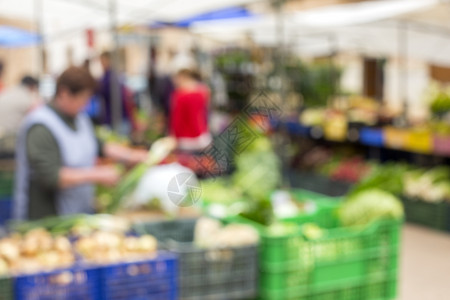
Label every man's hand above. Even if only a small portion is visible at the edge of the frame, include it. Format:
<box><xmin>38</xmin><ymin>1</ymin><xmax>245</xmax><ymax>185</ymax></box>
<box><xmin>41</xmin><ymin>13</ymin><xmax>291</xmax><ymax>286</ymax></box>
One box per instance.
<box><xmin>127</xmin><ymin>149</ymin><xmax>149</xmax><ymax>164</ymax></box>
<box><xmin>92</xmin><ymin>165</ymin><xmax>121</xmax><ymax>186</ymax></box>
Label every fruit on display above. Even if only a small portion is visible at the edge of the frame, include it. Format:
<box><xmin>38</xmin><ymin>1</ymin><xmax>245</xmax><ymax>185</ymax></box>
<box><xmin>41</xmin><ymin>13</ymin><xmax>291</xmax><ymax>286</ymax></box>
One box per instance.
<box><xmin>429</xmin><ymin>121</ymin><xmax>450</xmax><ymax>136</ymax></box>
<box><xmin>300</xmin><ymin>108</ymin><xmax>326</xmax><ymax>126</ymax></box>
<box><xmin>0</xmin><ymin>229</ymin><xmax>74</xmax><ymax>275</ymax></box>
<box><xmin>319</xmin><ymin>156</ymin><xmax>372</xmax><ymax>183</ymax></box>
<box><xmin>323</xmin><ymin>110</ymin><xmax>348</xmax><ymax>141</ymax></box>
<box><xmin>75</xmin><ymin>232</ymin><xmax>158</xmax><ymax>264</ymax></box>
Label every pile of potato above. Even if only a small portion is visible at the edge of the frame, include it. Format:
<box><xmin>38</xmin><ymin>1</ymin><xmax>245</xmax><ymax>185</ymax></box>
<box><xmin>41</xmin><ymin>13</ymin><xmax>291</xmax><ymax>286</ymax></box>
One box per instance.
<box><xmin>0</xmin><ymin>228</ymin><xmax>74</xmax><ymax>275</ymax></box>
<box><xmin>75</xmin><ymin>232</ymin><xmax>158</xmax><ymax>264</ymax></box>
<box><xmin>194</xmin><ymin>218</ymin><xmax>259</xmax><ymax>248</ymax></box>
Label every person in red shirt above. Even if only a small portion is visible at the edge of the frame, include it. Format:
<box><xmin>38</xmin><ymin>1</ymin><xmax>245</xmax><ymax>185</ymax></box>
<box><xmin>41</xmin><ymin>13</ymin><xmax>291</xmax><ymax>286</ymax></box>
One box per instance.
<box><xmin>170</xmin><ymin>69</ymin><xmax>211</xmax><ymax>151</ymax></box>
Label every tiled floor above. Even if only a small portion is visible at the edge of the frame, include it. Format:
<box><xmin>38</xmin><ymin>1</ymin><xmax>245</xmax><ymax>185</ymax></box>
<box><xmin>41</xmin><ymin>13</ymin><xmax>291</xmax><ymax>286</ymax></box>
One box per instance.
<box><xmin>400</xmin><ymin>224</ymin><xmax>450</xmax><ymax>300</ymax></box>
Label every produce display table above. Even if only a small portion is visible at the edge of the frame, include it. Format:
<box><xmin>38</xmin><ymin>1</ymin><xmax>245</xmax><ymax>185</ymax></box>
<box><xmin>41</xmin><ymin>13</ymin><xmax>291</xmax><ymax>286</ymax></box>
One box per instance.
<box><xmin>116</xmin><ymin>207</ymin><xmax>201</xmax><ymax>223</ymax></box>
<box><xmin>0</xmin><ymin>188</ymin><xmax>403</xmax><ymax>300</ymax></box>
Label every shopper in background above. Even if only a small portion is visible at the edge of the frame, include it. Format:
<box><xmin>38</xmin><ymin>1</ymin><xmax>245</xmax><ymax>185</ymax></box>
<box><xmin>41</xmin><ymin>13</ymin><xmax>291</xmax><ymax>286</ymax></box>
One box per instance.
<box><xmin>147</xmin><ymin>47</ymin><xmax>175</xmax><ymax>124</ymax></box>
<box><xmin>170</xmin><ymin>68</ymin><xmax>211</xmax><ymax>151</ymax></box>
<box><xmin>82</xmin><ymin>58</ymin><xmax>102</xmax><ymax>125</ymax></box>
<box><xmin>0</xmin><ymin>75</ymin><xmax>41</xmax><ymax>155</ymax></box>
<box><xmin>0</xmin><ymin>61</ymin><xmax>5</xmax><ymax>93</ymax></box>
<box><xmin>98</xmin><ymin>51</ymin><xmax>137</xmax><ymax>134</ymax></box>
<box><xmin>14</xmin><ymin>66</ymin><xmax>148</xmax><ymax>220</ymax></box>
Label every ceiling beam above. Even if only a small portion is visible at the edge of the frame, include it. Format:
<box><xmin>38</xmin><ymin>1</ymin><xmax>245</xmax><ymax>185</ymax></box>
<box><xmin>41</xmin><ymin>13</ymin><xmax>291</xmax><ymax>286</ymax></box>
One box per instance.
<box><xmin>285</xmin><ymin>0</ymin><xmax>368</xmax><ymax>11</ymax></box>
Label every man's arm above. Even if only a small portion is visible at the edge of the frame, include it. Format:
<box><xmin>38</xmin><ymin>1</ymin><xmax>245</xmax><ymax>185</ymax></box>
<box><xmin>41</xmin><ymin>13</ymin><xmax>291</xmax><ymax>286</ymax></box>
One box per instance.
<box><xmin>27</xmin><ymin>125</ymin><xmax>62</xmax><ymax>190</ymax></box>
<box><xmin>59</xmin><ymin>165</ymin><xmax>119</xmax><ymax>188</ymax></box>
<box><xmin>102</xmin><ymin>143</ymin><xmax>148</xmax><ymax>165</ymax></box>
<box><xmin>27</xmin><ymin>125</ymin><xmax>120</xmax><ymax>189</ymax></box>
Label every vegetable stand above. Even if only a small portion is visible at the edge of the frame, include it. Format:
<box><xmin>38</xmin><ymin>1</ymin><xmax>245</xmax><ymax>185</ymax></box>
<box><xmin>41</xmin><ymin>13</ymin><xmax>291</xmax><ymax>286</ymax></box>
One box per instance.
<box><xmin>0</xmin><ymin>187</ymin><xmax>403</xmax><ymax>300</ymax></box>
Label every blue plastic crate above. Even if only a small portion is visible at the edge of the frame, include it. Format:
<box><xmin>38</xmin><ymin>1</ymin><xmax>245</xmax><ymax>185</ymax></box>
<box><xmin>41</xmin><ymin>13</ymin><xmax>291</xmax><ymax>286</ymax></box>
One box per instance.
<box><xmin>14</xmin><ymin>266</ymin><xmax>100</xmax><ymax>300</ymax></box>
<box><xmin>285</xmin><ymin>121</ymin><xmax>311</xmax><ymax>137</ymax></box>
<box><xmin>359</xmin><ymin>128</ymin><xmax>385</xmax><ymax>147</ymax></box>
<box><xmin>98</xmin><ymin>252</ymin><xmax>178</xmax><ymax>300</ymax></box>
<box><xmin>0</xmin><ymin>198</ymin><xmax>12</xmax><ymax>226</ymax></box>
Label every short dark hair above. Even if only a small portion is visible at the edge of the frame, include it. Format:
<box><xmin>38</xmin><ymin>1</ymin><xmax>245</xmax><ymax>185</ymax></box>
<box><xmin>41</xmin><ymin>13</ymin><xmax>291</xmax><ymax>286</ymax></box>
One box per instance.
<box><xmin>0</xmin><ymin>61</ymin><xmax>4</xmax><ymax>76</ymax></box>
<box><xmin>176</xmin><ymin>68</ymin><xmax>198</xmax><ymax>80</ymax></box>
<box><xmin>21</xmin><ymin>75</ymin><xmax>39</xmax><ymax>88</ymax></box>
<box><xmin>100</xmin><ymin>51</ymin><xmax>111</xmax><ymax>60</ymax></box>
<box><xmin>55</xmin><ymin>66</ymin><xmax>96</xmax><ymax>96</ymax></box>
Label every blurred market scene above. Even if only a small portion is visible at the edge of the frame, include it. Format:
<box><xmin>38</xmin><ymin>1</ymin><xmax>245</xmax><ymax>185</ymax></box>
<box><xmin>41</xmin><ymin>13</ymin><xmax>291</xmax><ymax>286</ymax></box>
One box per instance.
<box><xmin>1</xmin><ymin>0</ymin><xmax>450</xmax><ymax>299</ymax></box>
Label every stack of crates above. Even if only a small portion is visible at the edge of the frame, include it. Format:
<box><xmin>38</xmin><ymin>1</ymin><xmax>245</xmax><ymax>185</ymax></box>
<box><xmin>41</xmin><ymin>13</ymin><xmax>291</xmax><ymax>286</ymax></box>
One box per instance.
<box><xmin>133</xmin><ymin>218</ymin><xmax>258</xmax><ymax>300</ymax></box>
<box><xmin>231</xmin><ymin>189</ymin><xmax>402</xmax><ymax>300</ymax></box>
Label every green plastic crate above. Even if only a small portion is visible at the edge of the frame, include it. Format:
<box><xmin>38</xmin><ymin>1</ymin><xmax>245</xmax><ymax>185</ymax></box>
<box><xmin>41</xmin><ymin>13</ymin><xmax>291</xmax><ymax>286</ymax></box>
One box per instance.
<box><xmin>229</xmin><ymin>197</ymin><xmax>402</xmax><ymax>300</ymax></box>
<box><xmin>287</xmin><ymin>171</ymin><xmax>353</xmax><ymax>197</ymax></box>
<box><xmin>0</xmin><ymin>276</ymin><xmax>13</xmax><ymax>300</ymax></box>
<box><xmin>0</xmin><ymin>171</ymin><xmax>14</xmax><ymax>198</ymax></box>
<box><xmin>289</xmin><ymin>189</ymin><xmax>343</xmax><ymax>203</ymax></box>
<box><xmin>260</xmin><ymin>276</ymin><xmax>398</xmax><ymax>300</ymax></box>
<box><xmin>202</xmin><ymin>188</ymin><xmax>341</xmax><ymax>221</ymax></box>
<box><xmin>401</xmin><ymin>196</ymin><xmax>448</xmax><ymax>231</ymax></box>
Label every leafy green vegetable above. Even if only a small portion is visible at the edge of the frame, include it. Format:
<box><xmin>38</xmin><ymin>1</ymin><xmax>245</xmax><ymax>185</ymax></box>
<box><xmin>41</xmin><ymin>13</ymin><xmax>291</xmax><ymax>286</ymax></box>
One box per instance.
<box><xmin>105</xmin><ymin>163</ymin><xmax>149</xmax><ymax>213</ymax></box>
<box><xmin>96</xmin><ymin>126</ymin><xmax>129</xmax><ymax>145</ymax></box>
<box><xmin>201</xmin><ymin>178</ymin><xmax>242</xmax><ymax>205</ymax></box>
<box><xmin>301</xmin><ymin>223</ymin><xmax>325</xmax><ymax>240</ymax></box>
<box><xmin>233</xmin><ymin>150</ymin><xmax>281</xmax><ymax>199</ymax></box>
<box><xmin>431</xmin><ymin>91</ymin><xmax>450</xmax><ymax>115</ymax></box>
<box><xmin>349</xmin><ymin>163</ymin><xmax>410</xmax><ymax>196</ymax></box>
<box><xmin>404</xmin><ymin>166</ymin><xmax>450</xmax><ymax>202</ymax></box>
<box><xmin>265</xmin><ymin>222</ymin><xmax>299</xmax><ymax>237</ymax></box>
<box><xmin>11</xmin><ymin>214</ymin><xmax>129</xmax><ymax>236</ymax></box>
<box><xmin>338</xmin><ymin>189</ymin><xmax>404</xmax><ymax>227</ymax></box>
<box><xmin>238</xmin><ymin>195</ymin><xmax>274</xmax><ymax>226</ymax></box>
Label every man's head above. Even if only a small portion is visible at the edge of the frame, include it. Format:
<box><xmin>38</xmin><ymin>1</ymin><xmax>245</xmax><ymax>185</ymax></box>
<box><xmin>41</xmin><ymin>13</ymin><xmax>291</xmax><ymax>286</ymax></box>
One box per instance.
<box><xmin>54</xmin><ymin>66</ymin><xmax>96</xmax><ymax>117</ymax></box>
<box><xmin>21</xmin><ymin>76</ymin><xmax>39</xmax><ymax>92</ymax></box>
<box><xmin>99</xmin><ymin>51</ymin><xmax>111</xmax><ymax>71</ymax></box>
